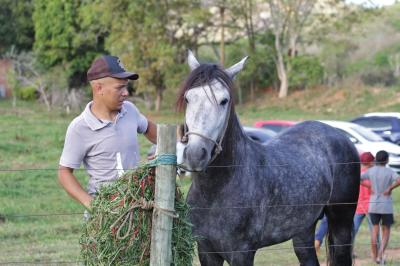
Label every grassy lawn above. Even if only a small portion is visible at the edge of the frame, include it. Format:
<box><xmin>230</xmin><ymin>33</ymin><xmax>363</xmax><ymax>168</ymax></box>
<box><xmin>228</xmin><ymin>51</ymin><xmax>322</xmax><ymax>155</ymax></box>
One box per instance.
<box><xmin>1</xmin><ymin>93</ymin><xmax>400</xmax><ymax>265</ymax></box>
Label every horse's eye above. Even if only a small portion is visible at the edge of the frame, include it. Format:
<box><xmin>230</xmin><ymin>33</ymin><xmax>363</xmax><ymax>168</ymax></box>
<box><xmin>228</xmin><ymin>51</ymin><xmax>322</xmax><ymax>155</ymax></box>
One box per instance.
<box><xmin>184</xmin><ymin>97</ymin><xmax>189</xmax><ymax>104</ymax></box>
<box><xmin>220</xmin><ymin>98</ymin><xmax>229</xmax><ymax>106</ymax></box>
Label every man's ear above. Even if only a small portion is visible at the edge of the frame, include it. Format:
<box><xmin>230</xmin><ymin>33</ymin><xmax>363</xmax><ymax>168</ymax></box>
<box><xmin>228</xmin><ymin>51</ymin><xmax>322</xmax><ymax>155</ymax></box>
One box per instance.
<box><xmin>91</xmin><ymin>81</ymin><xmax>103</xmax><ymax>95</ymax></box>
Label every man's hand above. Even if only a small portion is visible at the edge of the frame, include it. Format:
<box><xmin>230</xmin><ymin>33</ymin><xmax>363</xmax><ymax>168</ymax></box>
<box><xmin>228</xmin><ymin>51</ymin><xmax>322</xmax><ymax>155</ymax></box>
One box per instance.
<box><xmin>58</xmin><ymin>165</ymin><xmax>93</xmax><ymax>210</ymax></box>
<box><xmin>383</xmin><ymin>188</ymin><xmax>392</xmax><ymax>196</ymax></box>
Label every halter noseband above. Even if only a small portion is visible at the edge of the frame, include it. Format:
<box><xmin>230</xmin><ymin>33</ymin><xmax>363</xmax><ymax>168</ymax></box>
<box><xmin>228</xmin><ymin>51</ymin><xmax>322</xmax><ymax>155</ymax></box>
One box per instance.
<box><xmin>182</xmin><ymin>102</ymin><xmax>231</xmax><ymax>166</ymax></box>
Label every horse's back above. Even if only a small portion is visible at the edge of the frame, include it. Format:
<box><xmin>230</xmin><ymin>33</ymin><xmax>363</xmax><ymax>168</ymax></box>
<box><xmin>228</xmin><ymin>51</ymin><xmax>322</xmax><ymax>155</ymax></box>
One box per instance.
<box><xmin>265</xmin><ymin>120</ymin><xmax>360</xmax><ymax>201</ymax></box>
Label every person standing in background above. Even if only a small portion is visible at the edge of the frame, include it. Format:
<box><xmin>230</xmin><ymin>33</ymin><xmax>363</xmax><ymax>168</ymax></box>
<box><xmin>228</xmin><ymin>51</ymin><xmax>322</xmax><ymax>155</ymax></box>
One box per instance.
<box><xmin>361</xmin><ymin>150</ymin><xmax>400</xmax><ymax>264</ymax></box>
<box><xmin>353</xmin><ymin>152</ymin><xmax>375</xmax><ymax>256</ymax></box>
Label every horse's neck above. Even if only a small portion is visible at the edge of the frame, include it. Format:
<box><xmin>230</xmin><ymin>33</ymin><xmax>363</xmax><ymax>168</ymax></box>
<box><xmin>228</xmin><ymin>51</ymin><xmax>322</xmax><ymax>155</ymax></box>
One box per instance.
<box><xmin>206</xmin><ymin>112</ymin><xmax>248</xmax><ymax>174</ymax></box>
<box><xmin>190</xmin><ymin>112</ymin><xmax>248</xmax><ymax>198</ymax></box>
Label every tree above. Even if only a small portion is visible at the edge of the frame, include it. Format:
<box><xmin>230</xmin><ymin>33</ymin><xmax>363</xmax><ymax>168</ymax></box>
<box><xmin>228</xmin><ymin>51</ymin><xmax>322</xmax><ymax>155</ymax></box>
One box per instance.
<box><xmin>6</xmin><ymin>51</ymin><xmax>51</xmax><ymax>110</ymax></box>
<box><xmin>33</xmin><ymin>0</ymin><xmax>106</xmax><ymax>87</ymax></box>
<box><xmin>96</xmin><ymin>0</ymin><xmax>206</xmax><ymax>111</ymax></box>
<box><xmin>264</xmin><ymin>0</ymin><xmax>318</xmax><ymax>98</ymax></box>
<box><xmin>0</xmin><ymin>0</ymin><xmax>35</xmax><ymax>54</ymax></box>
<box><xmin>229</xmin><ymin>0</ymin><xmax>269</xmax><ymax>100</ymax></box>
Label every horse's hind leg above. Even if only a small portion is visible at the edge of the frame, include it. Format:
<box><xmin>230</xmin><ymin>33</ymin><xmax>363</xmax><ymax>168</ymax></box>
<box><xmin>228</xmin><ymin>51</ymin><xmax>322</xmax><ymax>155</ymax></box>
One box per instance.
<box><xmin>326</xmin><ymin>206</ymin><xmax>354</xmax><ymax>266</ymax></box>
<box><xmin>292</xmin><ymin>225</ymin><xmax>320</xmax><ymax>266</ymax></box>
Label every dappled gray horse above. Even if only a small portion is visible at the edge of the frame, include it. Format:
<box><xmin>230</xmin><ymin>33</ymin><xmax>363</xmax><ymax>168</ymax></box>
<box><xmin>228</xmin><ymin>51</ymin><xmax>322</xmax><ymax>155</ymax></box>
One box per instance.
<box><xmin>177</xmin><ymin>51</ymin><xmax>360</xmax><ymax>266</ymax></box>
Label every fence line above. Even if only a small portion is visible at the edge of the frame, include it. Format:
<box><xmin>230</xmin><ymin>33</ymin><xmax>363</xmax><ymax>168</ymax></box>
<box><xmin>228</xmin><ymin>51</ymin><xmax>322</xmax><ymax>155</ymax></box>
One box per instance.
<box><xmin>1</xmin><ymin>241</ymin><xmax>400</xmax><ymax>264</ymax></box>
<box><xmin>0</xmin><ymin>260</ymin><xmax>83</xmax><ymax>265</ymax></box>
<box><xmin>0</xmin><ymin>160</ymin><xmax>370</xmax><ymax>172</ymax></box>
<box><xmin>3</xmin><ymin>199</ymin><xmax>400</xmax><ymax>219</ymax></box>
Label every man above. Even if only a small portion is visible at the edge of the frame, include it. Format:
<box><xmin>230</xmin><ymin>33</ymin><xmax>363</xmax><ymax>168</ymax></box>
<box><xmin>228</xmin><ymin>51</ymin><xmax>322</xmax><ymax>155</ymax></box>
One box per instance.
<box><xmin>58</xmin><ymin>55</ymin><xmax>157</xmax><ymax>210</ymax></box>
<box><xmin>361</xmin><ymin>150</ymin><xmax>400</xmax><ymax>264</ymax></box>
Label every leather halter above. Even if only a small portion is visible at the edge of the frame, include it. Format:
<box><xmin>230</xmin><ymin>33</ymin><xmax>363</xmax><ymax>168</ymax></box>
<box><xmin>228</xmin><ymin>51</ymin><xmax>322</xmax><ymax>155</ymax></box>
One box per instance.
<box><xmin>182</xmin><ymin>101</ymin><xmax>231</xmax><ymax>166</ymax></box>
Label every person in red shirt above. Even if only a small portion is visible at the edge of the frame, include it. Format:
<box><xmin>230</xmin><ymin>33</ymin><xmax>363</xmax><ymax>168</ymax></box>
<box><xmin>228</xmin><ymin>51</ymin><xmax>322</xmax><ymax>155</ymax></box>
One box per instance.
<box><xmin>353</xmin><ymin>152</ymin><xmax>375</xmax><ymax>256</ymax></box>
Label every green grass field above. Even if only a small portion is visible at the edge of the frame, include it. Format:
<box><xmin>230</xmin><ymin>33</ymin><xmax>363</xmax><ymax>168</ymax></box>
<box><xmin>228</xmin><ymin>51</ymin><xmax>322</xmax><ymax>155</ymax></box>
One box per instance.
<box><xmin>1</xmin><ymin>92</ymin><xmax>400</xmax><ymax>265</ymax></box>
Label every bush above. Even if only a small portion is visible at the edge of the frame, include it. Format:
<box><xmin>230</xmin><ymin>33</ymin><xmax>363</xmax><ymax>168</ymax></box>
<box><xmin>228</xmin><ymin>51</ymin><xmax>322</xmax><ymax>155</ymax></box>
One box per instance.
<box><xmin>360</xmin><ymin>69</ymin><xmax>397</xmax><ymax>86</ymax></box>
<box><xmin>15</xmin><ymin>86</ymin><xmax>38</xmax><ymax>100</ymax></box>
<box><xmin>289</xmin><ymin>55</ymin><xmax>324</xmax><ymax>89</ymax></box>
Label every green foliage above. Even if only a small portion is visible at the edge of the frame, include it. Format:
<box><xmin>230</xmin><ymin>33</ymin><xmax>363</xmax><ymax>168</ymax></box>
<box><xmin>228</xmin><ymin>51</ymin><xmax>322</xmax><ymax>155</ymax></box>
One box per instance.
<box><xmin>226</xmin><ymin>34</ymin><xmax>276</xmax><ymax>101</ymax></box>
<box><xmin>288</xmin><ymin>55</ymin><xmax>324</xmax><ymax>89</ymax></box>
<box><xmin>33</xmin><ymin>0</ymin><xmax>106</xmax><ymax>87</ymax></box>
<box><xmin>15</xmin><ymin>86</ymin><xmax>37</xmax><ymax>101</ymax></box>
<box><xmin>91</xmin><ymin>0</ymin><xmax>206</xmax><ymax>110</ymax></box>
<box><xmin>0</xmin><ymin>0</ymin><xmax>34</xmax><ymax>54</ymax></box>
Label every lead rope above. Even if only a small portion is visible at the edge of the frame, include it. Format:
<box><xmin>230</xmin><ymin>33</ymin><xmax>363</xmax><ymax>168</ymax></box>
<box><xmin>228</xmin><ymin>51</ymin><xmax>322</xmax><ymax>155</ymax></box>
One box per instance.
<box><xmin>181</xmin><ymin>103</ymin><xmax>231</xmax><ymax>166</ymax></box>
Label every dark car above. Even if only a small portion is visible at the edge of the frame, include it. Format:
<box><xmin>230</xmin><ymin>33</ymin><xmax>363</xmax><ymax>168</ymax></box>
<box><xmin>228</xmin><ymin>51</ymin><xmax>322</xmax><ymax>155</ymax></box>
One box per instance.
<box><xmin>243</xmin><ymin>126</ymin><xmax>277</xmax><ymax>145</ymax></box>
<box><xmin>351</xmin><ymin>113</ymin><xmax>400</xmax><ymax>145</ymax></box>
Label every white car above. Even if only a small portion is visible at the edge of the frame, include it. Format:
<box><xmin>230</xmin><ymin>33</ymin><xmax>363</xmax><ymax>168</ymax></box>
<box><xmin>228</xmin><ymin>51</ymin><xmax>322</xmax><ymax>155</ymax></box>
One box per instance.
<box><xmin>320</xmin><ymin>120</ymin><xmax>400</xmax><ymax>173</ymax></box>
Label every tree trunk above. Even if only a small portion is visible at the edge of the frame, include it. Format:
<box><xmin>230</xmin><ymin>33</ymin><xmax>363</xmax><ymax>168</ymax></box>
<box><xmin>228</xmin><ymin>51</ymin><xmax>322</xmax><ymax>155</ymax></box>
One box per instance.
<box><xmin>144</xmin><ymin>92</ymin><xmax>153</xmax><ymax>110</ymax></box>
<box><xmin>278</xmin><ymin>63</ymin><xmax>288</xmax><ymax>98</ymax></box>
<box><xmin>250</xmin><ymin>80</ymin><xmax>255</xmax><ymax>102</ymax></box>
<box><xmin>275</xmin><ymin>33</ymin><xmax>289</xmax><ymax>98</ymax></box>
<box><xmin>38</xmin><ymin>84</ymin><xmax>51</xmax><ymax>111</ymax></box>
<box><xmin>155</xmin><ymin>89</ymin><xmax>163</xmax><ymax>112</ymax></box>
<box><xmin>220</xmin><ymin>6</ymin><xmax>225</xmax><ymax>66</ymax></box>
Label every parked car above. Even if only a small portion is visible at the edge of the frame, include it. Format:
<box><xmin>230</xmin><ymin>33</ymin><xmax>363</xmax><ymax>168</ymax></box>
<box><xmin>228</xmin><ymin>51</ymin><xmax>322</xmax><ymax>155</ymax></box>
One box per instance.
<box><xmin>243</xmin><ymin>126</ymin><xmax>277</xmax><ymax>145</ymax></box>
<box><xmin>254</xmin><ymin>120</ymin><xmax>297</xmax><ymax>133</ymax></box>
<box><xmin>351</xmin><ymin>112</ymin><xmax>400</xmax><ymax>145</ymax></box>
<box><xmin>320</xmin><ymin>120</ymin><xmax>400</xmax><ymax>173</ymax></box>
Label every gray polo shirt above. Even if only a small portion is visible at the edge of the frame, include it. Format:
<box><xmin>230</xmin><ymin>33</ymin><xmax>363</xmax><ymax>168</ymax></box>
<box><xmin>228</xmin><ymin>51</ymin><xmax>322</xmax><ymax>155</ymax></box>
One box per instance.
<box><xmin>59</xmin><ymin>101</ymin><xmax>148</xmax><ymax>194</ymax></box>
<box><xmin>361</xmin><ymin>165</ymin><xmax>399</xmax><ymax>214</ymax></box>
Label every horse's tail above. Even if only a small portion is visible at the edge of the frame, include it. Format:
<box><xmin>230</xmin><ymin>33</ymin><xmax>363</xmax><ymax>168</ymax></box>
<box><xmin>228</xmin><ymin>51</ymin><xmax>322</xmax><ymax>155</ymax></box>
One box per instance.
<box><xmin>324</xmin><ymin>145</ymin><xmax>359</xmax><ymax>266</ymax></box>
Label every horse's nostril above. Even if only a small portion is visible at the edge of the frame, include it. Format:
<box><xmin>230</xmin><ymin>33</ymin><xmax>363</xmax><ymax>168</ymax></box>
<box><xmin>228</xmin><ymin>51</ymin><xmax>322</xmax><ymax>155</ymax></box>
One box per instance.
<box><xmin>200</xmin><ymin>148</ymin><xmax>207</xmax><ymax>160</ymax></box>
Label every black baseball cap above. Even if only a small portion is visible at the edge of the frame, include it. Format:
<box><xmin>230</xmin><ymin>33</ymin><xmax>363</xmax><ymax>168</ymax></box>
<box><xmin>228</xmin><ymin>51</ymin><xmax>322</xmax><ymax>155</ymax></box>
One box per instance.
<box><xmin>87</xmin><ymin>55</ymin><xmax>139</xmax><ymax>81</ymax></box>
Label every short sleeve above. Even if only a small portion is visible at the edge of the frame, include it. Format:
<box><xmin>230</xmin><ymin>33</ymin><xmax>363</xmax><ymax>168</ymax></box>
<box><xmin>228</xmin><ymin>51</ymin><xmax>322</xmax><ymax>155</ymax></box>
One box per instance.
<box><xmin>137</xmin><ymin>112</ymin><xmax>148</xmax><ymax>134</ymax></box>
<box><xmin>390</xmin><ymin>170</ymin><xmax>399</xmax><ymax>184</ymax></box>
<box><xmin>59</xmin><ymin>122</ymin><xmax>86</xmax><ymax>169</ymax></box>
<box><xmin>360</xmin><ymin>170</ymin><xmax>369</xmax><ymax>180</ymax></box>
<box><xmin>125</xmin><ymin>101</ymin><xmax>148</xmax><ymax>134</ymax></box>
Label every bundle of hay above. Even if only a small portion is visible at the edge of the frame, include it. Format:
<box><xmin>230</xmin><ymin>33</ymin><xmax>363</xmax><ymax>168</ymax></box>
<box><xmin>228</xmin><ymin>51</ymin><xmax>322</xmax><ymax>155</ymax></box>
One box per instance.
<box><xmin>80</xmin><ymin>165</ymin><xmax>195</xmax><ymax>265</ymax></box>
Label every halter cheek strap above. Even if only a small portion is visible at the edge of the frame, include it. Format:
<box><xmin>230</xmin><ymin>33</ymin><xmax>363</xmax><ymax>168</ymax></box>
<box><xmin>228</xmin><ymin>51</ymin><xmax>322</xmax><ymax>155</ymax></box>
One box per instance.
<box><xmin>182</xmin><ymin>103</ymin><xmax>231</xmax><ymax>165</ymax></box>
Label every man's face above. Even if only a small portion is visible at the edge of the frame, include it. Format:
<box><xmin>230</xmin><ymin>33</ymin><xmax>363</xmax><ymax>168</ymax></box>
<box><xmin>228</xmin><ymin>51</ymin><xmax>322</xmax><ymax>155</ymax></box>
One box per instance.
<box><xmin>94</xmin><ymin>77</ymin><xmax>129</xmax><ymax>111</ymax></box>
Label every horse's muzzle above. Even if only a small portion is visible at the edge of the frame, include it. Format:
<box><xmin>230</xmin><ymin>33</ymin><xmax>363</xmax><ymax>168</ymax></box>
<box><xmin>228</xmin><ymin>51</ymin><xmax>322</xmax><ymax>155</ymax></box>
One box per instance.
<box><xmin>181</xmin><ymin>144</ymin><xmax>211</xmax><ymax>172</ymax></box>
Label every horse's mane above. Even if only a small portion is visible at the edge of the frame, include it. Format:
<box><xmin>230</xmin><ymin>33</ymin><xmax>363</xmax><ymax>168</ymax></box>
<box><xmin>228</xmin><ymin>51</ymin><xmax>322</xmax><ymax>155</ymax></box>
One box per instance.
<box><xmin>176</xmin><ymin>63</ymin><xmax>235</xmax><ymax>112</ymax></box>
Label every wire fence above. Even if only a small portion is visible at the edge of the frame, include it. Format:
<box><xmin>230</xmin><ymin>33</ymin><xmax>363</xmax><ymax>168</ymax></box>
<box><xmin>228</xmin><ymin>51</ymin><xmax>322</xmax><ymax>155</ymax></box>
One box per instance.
<box><xmin>0</xmin><ymin>160</ymin><xmax>368</xmax><ymax>172</ymax></box>
<box><xmin>1</xmin><ymin>164</ymin><xmax>400</xmax><ymax>264</ymax></box>
<box><xmin>1</xmin><ymin>242</ymin><xmax>400</xmax><ymax>265</ymax></box>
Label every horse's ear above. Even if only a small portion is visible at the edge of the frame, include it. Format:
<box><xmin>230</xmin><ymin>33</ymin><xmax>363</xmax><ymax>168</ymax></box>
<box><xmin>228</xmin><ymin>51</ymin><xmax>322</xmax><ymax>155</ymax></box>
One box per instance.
<box><xmin>225</xmin><ymin>56</ymin><xmax>249</xmax><ymax>79</ymax></box>
<box><xmin>188</xmin><ymin>50</ymin><xmax>200</xmax><ymax>71</ymax></box>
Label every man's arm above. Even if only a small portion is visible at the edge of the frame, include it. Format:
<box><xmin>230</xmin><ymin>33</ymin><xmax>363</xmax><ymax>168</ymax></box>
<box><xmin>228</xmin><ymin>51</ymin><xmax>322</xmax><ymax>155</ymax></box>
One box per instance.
<box><xmin>383</xmin><ymin>178</ymin><xmax>400</xmax><ymax>196</ymax></box>
<box><xmin>144</xmin><ymin>120</ymin><xmax>157</xmax><ymax>144</ymax></box>
<box><xmin>360</xmin><ymin>180</ymin><xmax>371</xmax><ymax>188</ymax></box>
<box><xmin>58</xmin><ymin>165</ymin><xmax>93</xmax><ymax>209</ymax></box>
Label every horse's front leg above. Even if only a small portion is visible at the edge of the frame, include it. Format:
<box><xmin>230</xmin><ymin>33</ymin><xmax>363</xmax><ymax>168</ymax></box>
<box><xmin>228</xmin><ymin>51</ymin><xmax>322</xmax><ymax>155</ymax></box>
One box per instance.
<box><xmin>226</xmin><ymin>250</ymin><xmax>256</xmax><ymax>266</ymax></box>
<box><xmin>197</xmin><ymin>240</ymin><xmax>224</xmax><ymax>266</ymax></box>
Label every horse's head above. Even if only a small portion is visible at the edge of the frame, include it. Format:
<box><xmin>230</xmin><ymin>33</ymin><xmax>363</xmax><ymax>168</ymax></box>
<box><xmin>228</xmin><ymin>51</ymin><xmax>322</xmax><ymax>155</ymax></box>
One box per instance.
<box><xmin>177</xmin><ymin>50</ymin><xmax>248</xmax><ymax>172</ymax></box>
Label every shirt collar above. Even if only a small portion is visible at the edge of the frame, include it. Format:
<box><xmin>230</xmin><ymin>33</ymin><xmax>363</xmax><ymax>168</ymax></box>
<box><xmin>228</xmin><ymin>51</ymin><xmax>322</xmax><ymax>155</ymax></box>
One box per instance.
<box><xmin>83</xmin><ymin>101</ymin><xmax>127</xmax><ymax>131</ymax></box>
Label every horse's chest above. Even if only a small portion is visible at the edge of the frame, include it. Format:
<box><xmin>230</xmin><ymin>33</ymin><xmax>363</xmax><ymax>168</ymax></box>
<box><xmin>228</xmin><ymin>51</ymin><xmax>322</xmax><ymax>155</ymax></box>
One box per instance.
<box><xmin>187</xmin><ymin>189</ymin><xmax>259</xmax><ymax>240</ymax></box>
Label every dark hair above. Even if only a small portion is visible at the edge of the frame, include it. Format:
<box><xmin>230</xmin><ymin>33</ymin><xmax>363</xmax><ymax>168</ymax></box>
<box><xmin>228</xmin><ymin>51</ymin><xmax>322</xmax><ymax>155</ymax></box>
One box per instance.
<box><xmin>176</xmin><ymin>63</ymin><xmax>235</xmax><ymax>112</ymax></box>
<box><xmin>375</xmin><ymin>150</ymin><xmax>389</xmax><ymax>165</ymax></box>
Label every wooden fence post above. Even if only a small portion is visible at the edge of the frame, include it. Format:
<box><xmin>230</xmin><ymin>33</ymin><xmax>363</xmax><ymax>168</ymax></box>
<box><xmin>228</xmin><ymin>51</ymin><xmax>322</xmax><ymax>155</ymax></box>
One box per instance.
<box><xmin>150</xmin><ymin>124</ymin><xmax>177</xmax><ymax>266</ymax></box>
